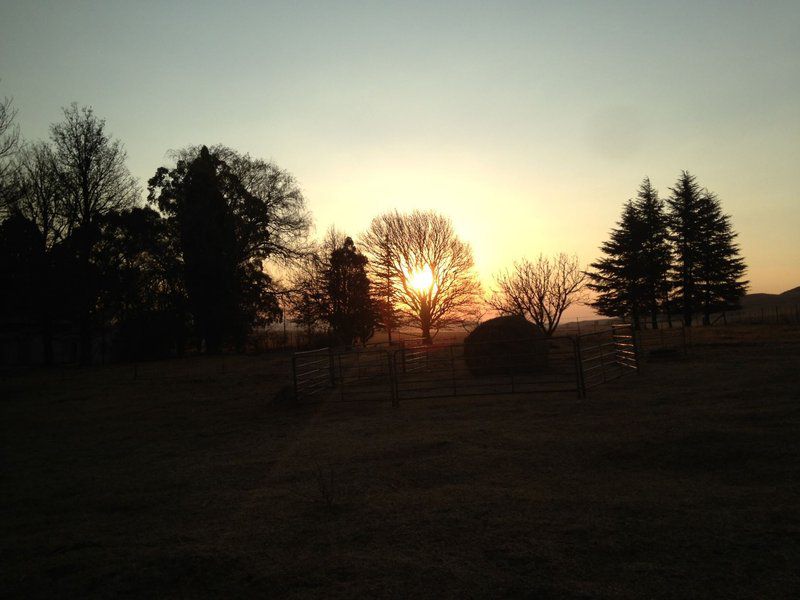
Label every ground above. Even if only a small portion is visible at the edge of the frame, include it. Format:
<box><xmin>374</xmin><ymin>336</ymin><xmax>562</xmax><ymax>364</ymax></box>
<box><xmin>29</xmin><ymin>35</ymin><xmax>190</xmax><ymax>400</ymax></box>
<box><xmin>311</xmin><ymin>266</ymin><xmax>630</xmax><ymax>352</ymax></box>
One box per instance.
<box><xmin>2</xmin><ymin>325</ymin><xmax>799</xmax><ymax>598</ymax></box>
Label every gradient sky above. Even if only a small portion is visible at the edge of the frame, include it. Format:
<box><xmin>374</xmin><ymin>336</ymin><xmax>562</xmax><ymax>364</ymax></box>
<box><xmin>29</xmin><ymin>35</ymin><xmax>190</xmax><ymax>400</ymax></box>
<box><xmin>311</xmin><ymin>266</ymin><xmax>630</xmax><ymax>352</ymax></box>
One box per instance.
<box><xmin>2</xmin><ymin>1</ymin><xmax>798</xmax><ymax>319</ymax></box>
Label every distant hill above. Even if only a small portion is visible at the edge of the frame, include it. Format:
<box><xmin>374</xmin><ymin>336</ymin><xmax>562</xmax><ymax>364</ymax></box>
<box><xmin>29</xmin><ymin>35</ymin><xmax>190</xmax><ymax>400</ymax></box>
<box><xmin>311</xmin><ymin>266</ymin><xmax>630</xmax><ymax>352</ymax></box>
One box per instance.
<box><xmin>780</xmin><ymin>286</ymin><xmax>800</xmax><ymax>297</ymax></box>
<box><xmin>740</xmin><ymin>286</ymin><xmax>800</xmax><ymax>308</ymax></box>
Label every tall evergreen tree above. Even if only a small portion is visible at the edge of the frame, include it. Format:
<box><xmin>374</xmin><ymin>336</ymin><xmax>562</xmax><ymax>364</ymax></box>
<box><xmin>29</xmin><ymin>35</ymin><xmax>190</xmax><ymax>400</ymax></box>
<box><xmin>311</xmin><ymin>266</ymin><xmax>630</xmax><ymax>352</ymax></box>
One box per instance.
<box><xmin>587</xmin><ymin>178</ymin><xmax>672</xmax><ymax>329</ymax></box>
<box><xmin>694</xmin><ymin>190</ymin><xmax>748</xmax><ymax>324</ymax></box>
<box><xmin>149</xmin><ymin>147</ymin><xmax>241</xmax><ymax>352</ymax></box>
<box><xmin>666</xmin><ymin>171</ymin><xmax>747</xmax><ymax>326</ymax></box>
<box><xmin>587</xmin><ymin>200</ymin><xmax>645</xmax><ymax>327</ymax></box>
<box><xmin>666</xmin><ymin>171</ymin><xmax>703</xmax><ymax>327</ymax></box>
<box><xmin>326</xmin><ymin>237</ymin><xmax>376</xmax><ymax>346</ymax></box>
<box><xmin>634</xmin><ymin>178</ymin><xmax>673</xmax><ymax>328</ymax></box>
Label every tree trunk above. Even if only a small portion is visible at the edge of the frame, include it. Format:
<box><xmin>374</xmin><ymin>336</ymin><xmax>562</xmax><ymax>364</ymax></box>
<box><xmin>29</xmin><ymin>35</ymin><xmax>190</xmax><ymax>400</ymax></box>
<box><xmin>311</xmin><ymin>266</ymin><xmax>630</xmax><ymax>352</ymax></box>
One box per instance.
<box><xmin>421</xmin><ymin>323</ymin><xmax>432</xmax><ymax>345</ymax></box>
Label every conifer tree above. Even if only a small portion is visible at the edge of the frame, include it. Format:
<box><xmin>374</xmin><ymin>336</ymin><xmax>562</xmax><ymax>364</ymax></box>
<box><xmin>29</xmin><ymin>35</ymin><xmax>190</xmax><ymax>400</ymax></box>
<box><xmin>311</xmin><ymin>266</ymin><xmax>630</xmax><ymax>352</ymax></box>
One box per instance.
<box><xmin>666</xmin><ymin>171</ymin><xmax>747</xmax><ymax>326</ymax></box>
<box><xmin>587</xmin><ymin>200</ymin><xmax>645</xmax><ymax>327</ymax></box>
<box><xmin>634</xmin><ymin>178</ymin><xmax>672</xmax><ymax>327</ymax></box>
<box><xmin>326</xmin><ymin>237</ymin><xmax>376</xmax><ymax>346</ymax></box>
<box><xmin>693</xmin><ymin>190</ymin><xmax>748</xmax><ymax>324</ymax></box>
<box><xmin>587</xmin><ymin>178</ymin><xmax>672</xmax><ymax>328</ymax></box>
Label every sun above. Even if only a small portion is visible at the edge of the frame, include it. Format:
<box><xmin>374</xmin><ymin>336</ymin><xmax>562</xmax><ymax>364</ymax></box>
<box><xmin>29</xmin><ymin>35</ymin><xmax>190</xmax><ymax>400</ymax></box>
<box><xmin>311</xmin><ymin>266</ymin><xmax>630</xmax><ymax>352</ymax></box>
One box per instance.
<box><xmin>406</xmin><ymin>264</ymin><xmax>435</xmax><ymax>293</ymax></box>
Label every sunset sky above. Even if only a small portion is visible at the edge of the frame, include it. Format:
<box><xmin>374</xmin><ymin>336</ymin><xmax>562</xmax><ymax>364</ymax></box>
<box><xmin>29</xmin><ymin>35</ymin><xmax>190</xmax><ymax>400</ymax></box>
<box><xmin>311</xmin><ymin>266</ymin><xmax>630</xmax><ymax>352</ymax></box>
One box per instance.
<box><xmin>2</xmin><ymin>1</ymin><xmax>798</xmax><ymax>319</ymax></box>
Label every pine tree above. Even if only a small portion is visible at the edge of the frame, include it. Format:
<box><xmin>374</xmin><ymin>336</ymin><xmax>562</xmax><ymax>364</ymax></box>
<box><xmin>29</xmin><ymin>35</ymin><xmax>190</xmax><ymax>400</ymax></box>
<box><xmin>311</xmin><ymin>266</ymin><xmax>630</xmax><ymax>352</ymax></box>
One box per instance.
<box><xmin>666</xmin><ymin>171</ymin><xmax>747</xmax><ymax>326</ymax></box>
<box><xmin>666</xmin><ymin>171</ymin><xmax>703</xmax><ymax>326</ymax></box>
<box><xmin>587</xmin><ymin>200</ymin><xmax>646</xmax><ymax>328</ymax></box>
<box><xmin>587</xmin><ymin>178</ymin><xmax>672</xmax><ymax>329</ymax></box>
<box><xmin>634</xmin><ymin>178</ymin><xmax>672</xmax><ymax>328</ymax></box>
<box><xmin>694</xmin><ymin>190</ymin><xmax>748</xmax><ymax>324</ymax></box>
<box><xmin>325</xmin><ymin>237</ymin><xmax>376</xmax><ymax>346</ymax></box>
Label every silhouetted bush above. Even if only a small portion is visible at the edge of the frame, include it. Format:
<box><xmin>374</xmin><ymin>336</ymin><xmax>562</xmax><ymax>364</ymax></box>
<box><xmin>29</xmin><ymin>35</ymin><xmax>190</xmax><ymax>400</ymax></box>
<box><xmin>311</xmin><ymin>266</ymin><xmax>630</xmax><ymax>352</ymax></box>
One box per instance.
<box><xmin>464</xmin><ymin>315</ymin><xmax>548</xmax><ymax>376</ymax></box>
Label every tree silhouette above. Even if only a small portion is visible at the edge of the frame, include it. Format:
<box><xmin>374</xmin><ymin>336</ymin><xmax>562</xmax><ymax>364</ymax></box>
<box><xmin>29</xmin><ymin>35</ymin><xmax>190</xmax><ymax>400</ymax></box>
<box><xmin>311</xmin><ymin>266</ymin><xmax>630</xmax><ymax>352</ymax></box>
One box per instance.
<box><xmin>587</xmin><ymin>178</ymin><xmax>671</xmax><ymax>328</ymax></box>
<box><xmin>148</xmin><ymin>145</ymin><xmax>303</xmax><ymax>352</ymax></box>
<box><xmin>490</xmin><ymin>253</ymin><xmax>586</xmax><ymax>337</ymax></box>
<box><xmin>94</xmin><ymin>206</ymin><xmax>188</xmax><ymax>359</ymax></box>
<box><xmin>0</xmin><ymin>91</ymin><xmax>20</xmax><ymax>204</ymax></box>
<box><xmin>358</xmin><ymin>228</ymin><xmax>401</xmax><ymax>343</ymax></box>
<box><xmin>667</xmin><ymin>171</ymin><xmax>747</xmax><ymax>326</ymax></box>
<box><xmin>690</xmin><ymin>190</ymin><xmax>747</xmax><ymax>324</ymax></box>
<box><xmin>0</xmin><ymin>214</ymin><xmax>47</xmax><ymax>335</ymax></box>
<box><xmin>288</xmin><ymin>229</ymin><xmax>375</xmax><ymax>346</ymax></box>
<box><xmin>2</xmin><ymin>142</ymin><xmax>68</xmax><ymax>364</ymax></box>
<box><xmin>326</xmin><ymin>237</ymin><xmax>376</xmax><ymax>346</ymax></box>
<box><xmin>50</xmin><ymin>104</ymin><xmax>139</xmax><ymax>363</ymax></box>
<box><xmin>361</xmin><ymin>210</ymin><xmax>480</xmax><ymax>344</ymax></box>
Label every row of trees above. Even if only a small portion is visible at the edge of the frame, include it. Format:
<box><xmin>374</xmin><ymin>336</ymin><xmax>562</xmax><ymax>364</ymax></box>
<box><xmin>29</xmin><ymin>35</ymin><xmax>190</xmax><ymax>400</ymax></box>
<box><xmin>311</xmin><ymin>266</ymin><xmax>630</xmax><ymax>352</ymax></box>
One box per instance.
<box><xmin>587</xmin><ymin>174</ymin><xmax>747</xmax><ymax>328</ymax></box>
<box><xmin>0</xmin><ymin>97</ymin><xmax>311</xmax><ymax>364</ymax></box>
<box><xmin>1</xmin><ymin>91</ymin><xmax>748</xmax><ymax>365</ymax></box>
<box><xmin>289</xmin><ymin>211</ymin><xmax>484</xmax><ymax>346</ymax></box>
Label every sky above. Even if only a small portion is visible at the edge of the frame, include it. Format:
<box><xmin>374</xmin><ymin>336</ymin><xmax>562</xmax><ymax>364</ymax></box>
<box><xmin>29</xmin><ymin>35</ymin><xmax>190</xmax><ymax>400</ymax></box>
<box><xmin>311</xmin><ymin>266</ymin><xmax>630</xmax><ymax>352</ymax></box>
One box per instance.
<box><xmin>1</xmin><ymin>1</ymin><xmax>798</xmax><ymax>319</ymax></box>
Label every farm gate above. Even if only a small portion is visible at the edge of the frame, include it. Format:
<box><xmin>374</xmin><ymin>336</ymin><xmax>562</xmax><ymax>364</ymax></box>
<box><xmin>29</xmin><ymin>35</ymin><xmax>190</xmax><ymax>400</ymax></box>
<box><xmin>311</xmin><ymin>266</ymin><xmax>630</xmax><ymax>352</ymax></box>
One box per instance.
<box><xmin>292</xmin><ymin>324</ymin><xmax>640</xmax><ymax>403</ymax></box>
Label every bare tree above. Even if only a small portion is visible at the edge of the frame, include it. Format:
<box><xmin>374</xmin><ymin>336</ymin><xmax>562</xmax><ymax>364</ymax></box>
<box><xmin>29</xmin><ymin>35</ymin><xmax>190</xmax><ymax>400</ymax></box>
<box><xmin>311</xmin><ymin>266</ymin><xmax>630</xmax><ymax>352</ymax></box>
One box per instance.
<box><xmin>11</xmin><ymin>142</ymin><xmax>67</xmax><ymax>249</ymax></box>
<box><xmin>489</xmin><ymin>253</ymin><xmax>586</xmax><ymax>337</ymax></box>
<box><xmin>361</xmin><ymin>210</ymin><xmax>481</xmax><ymax>344</ymax></box>
<box><xmin>0</xmin><ymin>92</ymin><xmax>21</xmax><ymax>209</ymax></box>
<box><xmin>3</xmin><ymin>142</ymin><xmax>70</xmax><ymax>365</ymax></box>
<box><xmin>51</xmin><ymin>104</ymin><xmax>138</xmax><ymax>228</ymax></box>
<box><xmin>286</xmin><ymin>227</ymin><xmax>346</xmax><ymax>335</ymax></box>
<box><xmin>50</xmin><ymin>103</ymin><xmax>139</xmax><ymax>363</ymax></box>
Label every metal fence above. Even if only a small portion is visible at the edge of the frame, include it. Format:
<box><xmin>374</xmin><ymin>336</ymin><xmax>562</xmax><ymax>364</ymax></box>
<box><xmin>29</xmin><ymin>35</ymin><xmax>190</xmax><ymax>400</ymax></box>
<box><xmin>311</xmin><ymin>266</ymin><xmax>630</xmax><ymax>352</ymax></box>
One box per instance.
<box><xmin>292</xmin><ymin>324</ymin><xmax>642</xmax><ymax>403</ymax></box>
<box><xmin>291</xmin><ymin>347</ymin><xmax>334</xmax><ymax>399</ymax></box>
<box><xmin>575</xmin><ymin>324</ymin><xmax>639</xmax><ymax>394</ymax></box>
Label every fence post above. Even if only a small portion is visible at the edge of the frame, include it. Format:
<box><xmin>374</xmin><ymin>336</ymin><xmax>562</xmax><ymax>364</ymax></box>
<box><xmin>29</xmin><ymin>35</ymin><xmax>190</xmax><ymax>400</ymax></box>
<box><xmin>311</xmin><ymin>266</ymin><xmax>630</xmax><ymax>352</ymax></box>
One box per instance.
<box><xmin>573</xmin><ymin>336</ymin><xmax>585</xmax><ymax>399</ymax></box>
<box><xmin>329</xmin><ymin>347</ymin><xmax>335</xmax><ymax>386</ymax></box>
<box><xmin>599</xmin><ymin>336</ymin><xmax>607</xmax><ymax>383</ymax></box>
<box><xmin>338</xmin><ymin>353</ymin><xmax>344</xmax><ymax>401</ymax></box>
<box><xmin>291</xmin><ymin>354</ymin><xmax>298</xmax><ymax>400</ymax></box>
<box><xmin>389</xmin><ymin>351</ymin><xmax>398</xmax><ymax>407</ymax></box>
<box><xmin>450</xmin><ymin>345</ymin><xmax>457</xmax><ymax>396</ymax></box>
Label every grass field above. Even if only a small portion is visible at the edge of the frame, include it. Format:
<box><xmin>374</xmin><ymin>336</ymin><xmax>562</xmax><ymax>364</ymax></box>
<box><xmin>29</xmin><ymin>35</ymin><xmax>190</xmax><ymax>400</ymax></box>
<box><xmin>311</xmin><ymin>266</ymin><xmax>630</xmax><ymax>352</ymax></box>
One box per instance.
<box><xmin>2</xmin><ymin>325</ymin><xmax>799</xmax><ymax>598</ymax></box>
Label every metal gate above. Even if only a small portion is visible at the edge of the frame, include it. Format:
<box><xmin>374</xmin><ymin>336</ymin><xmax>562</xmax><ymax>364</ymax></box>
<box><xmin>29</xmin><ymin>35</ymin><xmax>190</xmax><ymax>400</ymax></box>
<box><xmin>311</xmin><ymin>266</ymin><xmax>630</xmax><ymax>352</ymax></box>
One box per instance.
<box><xmin>291</xmin><ymin>325</ymin><xmax>640</xmax><ymax>403</ymax></box>
<box><xmin>575</xmin><ymin>323</ymin><xmax>638</xmax><ymax>396</ymax></box>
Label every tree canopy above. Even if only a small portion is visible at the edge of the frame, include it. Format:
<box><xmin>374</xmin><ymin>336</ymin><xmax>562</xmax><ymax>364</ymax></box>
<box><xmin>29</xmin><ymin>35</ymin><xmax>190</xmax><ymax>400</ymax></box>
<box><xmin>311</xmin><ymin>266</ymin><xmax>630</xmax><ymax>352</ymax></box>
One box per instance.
<box><xmin>360</xmin><ymin>210</ymin><xmax>481</xmax><ymax>344</ymax></box>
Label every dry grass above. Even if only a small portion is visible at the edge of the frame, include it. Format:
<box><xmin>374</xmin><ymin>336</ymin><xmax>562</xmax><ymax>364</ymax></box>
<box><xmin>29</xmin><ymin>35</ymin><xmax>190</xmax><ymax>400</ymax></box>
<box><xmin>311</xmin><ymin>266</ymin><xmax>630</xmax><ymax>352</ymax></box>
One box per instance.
<box><xmin>2</xmin><ymin>325</ymin><xmax>799</xmax><ymax>598</ymax></box>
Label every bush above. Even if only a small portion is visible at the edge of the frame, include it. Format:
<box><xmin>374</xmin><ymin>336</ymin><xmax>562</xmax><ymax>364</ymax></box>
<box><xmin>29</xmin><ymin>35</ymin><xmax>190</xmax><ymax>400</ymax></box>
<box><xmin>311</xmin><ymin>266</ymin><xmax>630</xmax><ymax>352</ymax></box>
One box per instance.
<box><xmin>463</xmin><ymin>315</ymin><xmax>548</xmax><ymax>376</ymax></box>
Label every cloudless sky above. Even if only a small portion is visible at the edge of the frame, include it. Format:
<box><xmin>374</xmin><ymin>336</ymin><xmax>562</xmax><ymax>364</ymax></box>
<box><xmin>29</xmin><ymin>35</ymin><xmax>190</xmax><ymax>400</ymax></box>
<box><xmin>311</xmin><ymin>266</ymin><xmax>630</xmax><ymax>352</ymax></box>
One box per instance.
<box><xmin>2</xmin><ymin>1</ymin><xmax>798</xmax><ymax>318</ymax></box>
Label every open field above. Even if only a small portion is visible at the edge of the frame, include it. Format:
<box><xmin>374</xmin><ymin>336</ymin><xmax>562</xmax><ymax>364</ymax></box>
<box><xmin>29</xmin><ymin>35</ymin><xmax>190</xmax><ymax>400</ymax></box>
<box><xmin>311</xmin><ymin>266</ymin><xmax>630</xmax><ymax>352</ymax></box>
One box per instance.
<box><xmin>2</xmin><ymin>325</ymin><xmax>800</xmax><ymax>598</ymax></box>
